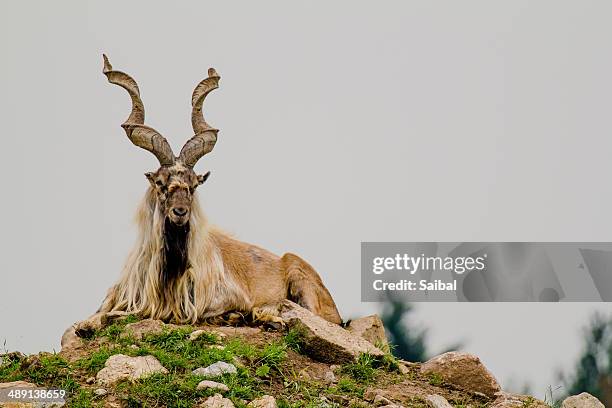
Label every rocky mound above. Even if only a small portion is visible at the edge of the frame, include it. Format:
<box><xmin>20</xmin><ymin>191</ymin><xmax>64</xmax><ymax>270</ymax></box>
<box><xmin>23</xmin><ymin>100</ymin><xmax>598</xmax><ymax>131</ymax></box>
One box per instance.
<box><xmin>0</xmin><ymin>301</ymin><xmax>602</xmax><ymax>407</ymax></box>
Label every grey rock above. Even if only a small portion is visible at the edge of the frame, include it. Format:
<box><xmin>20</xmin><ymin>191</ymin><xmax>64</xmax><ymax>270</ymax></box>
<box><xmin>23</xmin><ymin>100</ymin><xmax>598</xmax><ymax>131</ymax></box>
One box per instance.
<box><xmin>193</xmin><ymin>361</ymin><xmax>237</xmax><ymax>377</ymax></box>
<box><xmin>280</xmin><ymin>300</ymin><xmax>384</xmax><ymax>364</ymax></box>
<box><xmin>346</xmin><ymin>315</ymin><xmax>388</xmax><ymax>348</ymax></box>
<box><xmin>247</xmin><ymin>395</ymin><xmax>277</xmax><ymax>408</ymax></box>
<box><xmin>562</xmin><ymin>393</ymin><xmax>605</xmax><ymax>408</ymax></box>
<box><xmin>491</xmin><ymin>391</ymin><xmax>549</xmax><ymax>408</ymax></box>
<box><xmin>426</xmin><ymin>394</ymin><xmax>453</xmax><ymax>408</ymax></box>
<box><xmin>96</xmin><ymin>354</ymin><xmax>168</xmax><ymax>386</ymax></box>
<box><xmin>420</xmin><ymin>351</ymin><xmax>500</xmax><ymax>398</ymax></box>
<box><xmin>200</xmin><ymin>393</ymin><xmax>235</xmax><ymax>408</ymax></box>
<box><xmin>374</xmin><ymin>394</ymin><xmax>392</xmax><ymax>406</ymax></box>
<box><xmin>196</xmin><ymin>380</ymin><xmax>229</xmax><ymax>392</ymax></box>
<box><xmin>122</xmin><ymin>319</ymin><xmax>165</xmax><ymax>340</ymax></box>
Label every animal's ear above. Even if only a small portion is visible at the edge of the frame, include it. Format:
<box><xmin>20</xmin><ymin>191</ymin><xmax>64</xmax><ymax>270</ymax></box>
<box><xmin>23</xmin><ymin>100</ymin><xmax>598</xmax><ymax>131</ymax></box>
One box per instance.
<box><xmin>145</xmin><ymin>172</ymin><xmax>156</xmax><ymax>186</ymax></box>
<box><xmin>197</xmin><ymin>171</ymin><xmax>211</xmax><ymax>185</ymax></box>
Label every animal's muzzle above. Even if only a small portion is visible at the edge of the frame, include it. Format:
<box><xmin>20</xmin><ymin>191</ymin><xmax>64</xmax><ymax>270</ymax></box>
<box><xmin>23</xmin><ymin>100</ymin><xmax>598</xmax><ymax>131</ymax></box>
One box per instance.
<box><xmin>172</xmin><ymin>207</ymin><xmax>188</xmax><ymax>217</ymax></box>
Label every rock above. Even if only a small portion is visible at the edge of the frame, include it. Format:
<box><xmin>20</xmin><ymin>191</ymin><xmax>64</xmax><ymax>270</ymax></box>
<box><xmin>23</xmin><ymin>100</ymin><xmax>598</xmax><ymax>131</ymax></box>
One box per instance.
<box><xmin>61</xmin><ymin>312</ymin><xmax>132</xmax><ymax>360</ymax></box>
<box><xmin>190</xmin><ymin>328</ymin><xmax>229</xmax><ymax>341</ymax></box>
<box><xmin>122</xmin><ymin>319</ymin><xmax>165</xmax><ymax>340</ymax></box>
<box><xmin>72</xmin><ymin>311</ymin><xmax>130</xmax><ymax>339</ymax></box>
<box><xmin>196</xmin><ymin>380</ymin><xmax>230</xmax><ymax>392</ymax></box>
<box><xmin>96</xmin><ymin>354</ymin><xmax>168</xmax><ymax>385</ymax></box>
<box><xmin>491</xmin><ymin>392</ymin><xmax>549</xmax><ymax>408</ymax></box>
<box><xmin>562</xmin><ymin>393</ymin><xmax>605</xmax><ymax>408</ymax></box>
<box><xmin>212</xmin><ymin>327</ymin><xmax>257</xmax><ymax>338</ymax></box>
<box><xmin>398</xmin><ymin>363</ymin><xmax>411</xmax><ymax>375</ymax></box>
<box><xmin>420</xmin><ymin>351</ymin><xmax>500</xmax><ymax>398</ymax></box>
<box><xmin>374</xmin><ymin>394</ymin><xmax>392</xmax><ymax>406</ymax></box>
<box><xmin>60</xmin><ymin>324</ymin><xmax>83</xmax><ymax>350</ymax></box>
<box><xmin>190</xmin><ymin>329</ymin><xmax>210</xmax><ymax>341</ymax></box>
<box><xmin>322</xmin><ymin>369</ymin><xmax>336</xmax><ymax>384</ymax></box>
<box><xmin>280</xmin><ymin>300</ymin><xmax>384</xmax><ymax>364</ymax></box>
<box><xmin>298</xmin><ymin>367</ymin><xmax>336</xmax><ymax>384</ymax></box>
<box><xmin>193</xmin><ymin>361</ymin><xmax>238</xmax><ymax>377</ymax></box>
<box><xmin>363</xmin><ymin>388</ymin><xmax>382</xmax><ymax>402</ymax></box>
<box><xmin>247</xmin><ymin>395</ymin><xmax>277</xmax><ymax>407</ymax></box>
<box><xmin>346</xmin><ymin>315</ymin><xmax>388</xmax><ymax>348</ymax></box>
<box><xmin>93</xmin><ymin>388</ymin><xmax>107</xmax><ymax>396</ymax></box>
<box><xmin>0</xmin><ymin>380</ymin><xmax>37</xmax><ymax>390</ymax></box>
<box><xmin>199</xmin><ymin>393</ymin><xmax>235</xmax><ymax>408</ymax></box>
<box><xmin>426</xmin><ymin>394</ymin><xmax>453</xmax><ymax>408</ymax></box>
<box><xmin>73</xmin><ymin>313</ymin><xmax>105</xmax><ymax>338</ymax></box>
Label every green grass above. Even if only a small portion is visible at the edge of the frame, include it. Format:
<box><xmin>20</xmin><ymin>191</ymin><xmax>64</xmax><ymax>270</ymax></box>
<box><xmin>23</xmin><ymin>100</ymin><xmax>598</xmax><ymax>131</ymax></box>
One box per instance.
<box><xmin>341</xmin><ymin>353</ymin><xmax>377</xmax><ymax>382</ymax></box>
<box><xmin>24</xmin><ymin>354</ymin><xmax>79</xmax><ymax>393</ymax></box>
<box><xmin>283</xmin><ymin>328</ymin><xmax>306</xmax><ymax>353</ymax></box>
<box><xmin>428</xmin><ymin>372</ymin><xmax>444</xmax><ymax>386</ymax></box>
<box><xmin>339</xmin><ymin>351</ymin><xmax>399</xmax><ymax>384</ymax></box>
<box><xmin>75</xmin><ymin>347</ymin><xmax>117</xmax><ymax>374</ymax></box>
<box><xmin>70</xmin><ymin>388</ymin><xmax>96</xmax><ymax>408</ymax></box>
<box><xmin>255</xmin><ymin>341</ymin><xmax>287</xmax><ymax>371</ymax></box>
<box><xmin>109</xmin><ymin>326</ymin><xmax>263</xmax><ymax>406</ymax></box>
<box><xmin>0</xmin><ymin>352</ymin><xmax>95</xmax><ymax>407</ymax></box>
<box><xmin>328</xmin><ymin>377</ymin><xmax>364</xmax><ymax>398</ymax></box>
<box><xmin>0</xmin><ymin>353</ymin><xmax>24</xmax><ymax>382</ymax></box>
<box><xmin>95</xmin><ymin>314</ymin><xmax>140</xmax><ymax>341</ymax></box>
<box><xmin>0</xmin><ymin>317</ymin><xmax>488</xmax><ymax>408</ymax></box>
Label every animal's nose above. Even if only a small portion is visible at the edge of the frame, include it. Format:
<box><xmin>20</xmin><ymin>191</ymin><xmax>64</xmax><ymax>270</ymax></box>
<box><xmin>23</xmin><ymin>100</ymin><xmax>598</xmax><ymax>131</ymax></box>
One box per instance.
<box><xmin>172</xmin><ymin>207</ymin><xmax>188</xmax><ymax>216</ymax></box>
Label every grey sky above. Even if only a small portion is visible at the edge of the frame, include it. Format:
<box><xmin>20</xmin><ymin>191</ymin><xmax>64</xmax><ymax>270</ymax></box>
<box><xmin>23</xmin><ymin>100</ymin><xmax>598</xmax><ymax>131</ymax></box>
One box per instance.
<box><xmin>1</xmin><ymin>0</ymin><xmax>611</xmax><ymax>397</ymax></box>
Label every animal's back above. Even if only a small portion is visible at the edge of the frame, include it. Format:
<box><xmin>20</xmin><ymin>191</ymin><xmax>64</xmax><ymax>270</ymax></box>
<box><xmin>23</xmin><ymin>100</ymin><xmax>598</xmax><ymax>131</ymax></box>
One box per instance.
<box><xmin>210</xmin><ymin>228</ymin><xmax>342</xmax><ymax>324</ymax></box>
<box><xmin>210</xmin><ymin>229</ymin><xmax>288</xmax><ymax>308</ymax></box>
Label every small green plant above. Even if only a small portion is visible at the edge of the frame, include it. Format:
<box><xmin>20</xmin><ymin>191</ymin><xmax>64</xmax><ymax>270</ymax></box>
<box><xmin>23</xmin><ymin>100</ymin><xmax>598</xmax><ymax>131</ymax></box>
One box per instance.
<box><xmin>255</xmin><ymin>364</ymin><xmax>271</xmax><ymax>377</ymax></box>
<box><xmin>93</xmin><ymin>314</ymin><xmax>139</xmax><ymax>342</ymax></box>
<box><xmin>428</xmin><ymin>372</ymin><xmax>444</xmax><ymax>386</ymax></box>
<box><xmin>75</xmin><ymin>347</ymin><xmax>115</xmax><ymax>374</ymax></box>
<box><xmin>380</xmin><ymin>352</ymin><xmax>400</xmax><ymax>371</ymax></box>
<box><xmin>69</xmin><ymin>388</ymin><xmax>95</xmax><ymax>408</ymax></box>
<box><xmin>329</xmin><ymin>377</ymin><xmax>364</xmax><ymax>398</ymax></box>
<box><xmin>25</xmin><ymin>354</ymin><xmax>78</xmax><ymax>391</ymax></box>
<box><xmin>225</xmin><ymin>338</ymin><xmax>257</xmax><ymax>360</ymax></box>
<box><xmin>137</xmin><ymin>327</ymin><xmax>230</xmax><ymax>372</ymax></box>
<box><xmin>284</xmin><ymin>328</ymin><xmax>306</xmax><ymax>353</ymax></box>
<box><xmin>256</xmin><ymin>341</ymin><xmax>287</xmax><ymax>370</ymax></box>
<box><xmin>116</xmin><ymin>373</ymin><xmax>203</xmax><ymax>408</ymax></box>
<box><xmin>0</xmin><ymin>353</ymin><xmax>24</xmax><ymax>382</ymax></box>
<box><xmin>341</xmin><ymin>353</ymin><xmax>377</xmax><ymax>382</ymax></box>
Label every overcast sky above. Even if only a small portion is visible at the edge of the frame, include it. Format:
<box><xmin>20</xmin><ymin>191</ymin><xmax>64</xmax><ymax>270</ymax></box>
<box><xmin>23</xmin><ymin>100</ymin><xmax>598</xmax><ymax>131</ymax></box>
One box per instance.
<box><xmin>1</xmin><ymin>0</ymin><xmax>612</xmax><ymax>397</ymax></box>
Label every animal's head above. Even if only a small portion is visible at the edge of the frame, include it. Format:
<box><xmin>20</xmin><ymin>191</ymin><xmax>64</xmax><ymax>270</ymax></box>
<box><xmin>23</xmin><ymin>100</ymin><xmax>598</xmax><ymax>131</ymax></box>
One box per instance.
<box><xmin>103</xmin><ymin>55</ymin><xmax>218</xmax><ymax>226</ymax></box>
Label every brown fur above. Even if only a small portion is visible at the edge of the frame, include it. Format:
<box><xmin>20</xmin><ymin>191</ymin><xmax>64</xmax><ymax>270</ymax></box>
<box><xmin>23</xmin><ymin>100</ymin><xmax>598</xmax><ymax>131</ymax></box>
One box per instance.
<box><xmin>98</xmin><ymin>175</ymin><xmax>342</xmax><ymax>325</ymax></box>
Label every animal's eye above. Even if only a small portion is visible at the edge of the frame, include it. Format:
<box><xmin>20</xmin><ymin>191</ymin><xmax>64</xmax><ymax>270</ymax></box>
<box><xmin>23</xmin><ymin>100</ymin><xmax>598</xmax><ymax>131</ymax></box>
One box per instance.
<box><xmin>155</xmin><ymin>180</ymin><xmax>164</xmax><ymax>187</ymax></box>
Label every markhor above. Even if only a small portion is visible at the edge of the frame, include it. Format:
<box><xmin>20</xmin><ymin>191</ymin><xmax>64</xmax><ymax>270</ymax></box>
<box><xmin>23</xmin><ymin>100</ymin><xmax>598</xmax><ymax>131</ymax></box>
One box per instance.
<box><xmin>420</xmin><ymin>280</ymin><xmax>457</xmax><ymax>291</ymax></box>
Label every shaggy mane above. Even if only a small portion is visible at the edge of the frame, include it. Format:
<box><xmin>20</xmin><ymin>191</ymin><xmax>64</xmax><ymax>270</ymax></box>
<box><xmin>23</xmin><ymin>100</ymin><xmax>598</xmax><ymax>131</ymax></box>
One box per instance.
<box><xmin>99</xmin><ymin>187</ymin><xmax>249</xmax><ymax>323</ymax></box>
